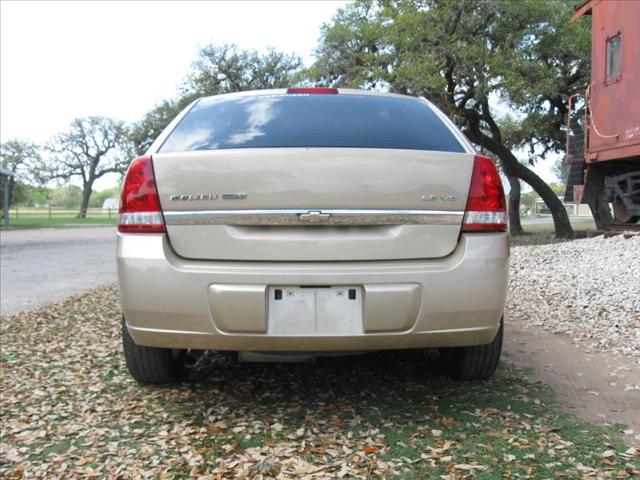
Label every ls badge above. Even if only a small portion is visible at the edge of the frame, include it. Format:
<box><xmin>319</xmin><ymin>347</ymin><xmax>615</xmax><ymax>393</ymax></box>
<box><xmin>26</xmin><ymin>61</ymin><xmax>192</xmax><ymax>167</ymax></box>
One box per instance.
<box><xmin>422</xmin><ymin>194</ymin><xmax>457</xmax><ymax>202</ymax></box>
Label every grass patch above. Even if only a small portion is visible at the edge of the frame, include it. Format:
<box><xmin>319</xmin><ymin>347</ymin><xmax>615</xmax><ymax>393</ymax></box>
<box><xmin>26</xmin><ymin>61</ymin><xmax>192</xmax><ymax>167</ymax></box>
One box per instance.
<box><xmin>1</xmin><ymin>207</ymin><xmax>117</xmax><ymax>229</ymax></box>
<box><xmin>521</xmin><ymin>217</ymin><xmax>597</xmax><ymax>232</ymax></box>
<box><xmin>511</xmin><ymin>217</ymin><xmax>600</xmax><ymax>246</ymax></box>
<box><xmin>1</xmin><ymin>285</ymin><xmax>637</xmax><ymax>478</ymax></box>
<box><xmin>1</xmin><ymin>216</ymin><xmax>116</xmax><ymax>229</ymax></box>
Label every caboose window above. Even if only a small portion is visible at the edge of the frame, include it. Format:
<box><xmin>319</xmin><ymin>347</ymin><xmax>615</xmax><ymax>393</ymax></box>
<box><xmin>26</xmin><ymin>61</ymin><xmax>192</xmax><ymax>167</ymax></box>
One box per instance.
<box><xmin>606</xmin><ymin>34</ymin><xmax>621</xmax><ymax>80</ymax></box>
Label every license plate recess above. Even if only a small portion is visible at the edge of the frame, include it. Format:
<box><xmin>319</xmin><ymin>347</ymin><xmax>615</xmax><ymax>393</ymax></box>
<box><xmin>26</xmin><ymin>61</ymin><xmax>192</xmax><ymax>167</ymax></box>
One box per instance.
<box><xmin>267</xmin><ymin>286</ymin><xmax>363</xmax><ymax>336</ymax></box>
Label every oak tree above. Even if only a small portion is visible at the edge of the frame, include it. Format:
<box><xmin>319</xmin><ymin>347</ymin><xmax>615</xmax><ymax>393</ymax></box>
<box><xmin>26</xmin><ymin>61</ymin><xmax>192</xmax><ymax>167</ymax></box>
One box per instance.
<box><xmin>131</xmin><ymin>44</ymin><xmax>303</xmax><ymax>155</ymax></box>
<box><xmin>46</xmin><ymin>117</ymin><xmax>131</xmax><ymax>217</ymax></box>
<box><xmin>309</xmin><ymin>0</ymin><xmax>589</xmax><ymax>238</ymax></box>
<box><xmin>0</xmin><ymin>139</ymin><xmax>46</xmax><ymax>206</ymax></box>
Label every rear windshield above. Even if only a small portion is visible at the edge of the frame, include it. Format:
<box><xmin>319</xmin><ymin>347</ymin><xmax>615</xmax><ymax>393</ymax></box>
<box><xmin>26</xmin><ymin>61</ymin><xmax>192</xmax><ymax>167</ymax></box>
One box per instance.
<box><xmin>159</xmin><ymin>93</ymin><xmax>465</xmax><ymax>153</ymax></box>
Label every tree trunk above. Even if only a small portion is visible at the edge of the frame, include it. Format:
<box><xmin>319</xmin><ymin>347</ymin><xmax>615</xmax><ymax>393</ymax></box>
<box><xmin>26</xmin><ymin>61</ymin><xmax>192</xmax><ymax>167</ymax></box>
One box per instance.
<box><xmin>502</xmin><ymin>153</ymin><xmax>573</xmax><ymax>238</ymax></box>
<box><xmin>468</xmin><ymin>131</ymin><xmax>574</xmax><ymax>238</ymax></box>
<box><xmin>78</xmin><ymin>181</ymin><xmax>93</xmax><ymax>219</ymax></box>
<box><xmin>506</xmin><ymin>174</ymin><xmax>524</xmax><ymax>235</ymax></box>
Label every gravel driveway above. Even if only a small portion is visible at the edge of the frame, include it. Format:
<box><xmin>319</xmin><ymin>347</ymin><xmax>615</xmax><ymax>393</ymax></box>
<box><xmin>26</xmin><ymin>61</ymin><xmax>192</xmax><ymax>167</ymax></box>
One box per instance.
<box><xmin>506</xmin><ymin>234</ymin><xmax>640</xmax><ymax>442</ymax></box>
<box><xmin>508</xmin><ymin>235</ymin><xmax>640</xmax><ymax>358</ymax></box>
<box><xmin>0</xmin><ymin>227</ymin><xmax>117</xmax><ymax>316</ymax></box>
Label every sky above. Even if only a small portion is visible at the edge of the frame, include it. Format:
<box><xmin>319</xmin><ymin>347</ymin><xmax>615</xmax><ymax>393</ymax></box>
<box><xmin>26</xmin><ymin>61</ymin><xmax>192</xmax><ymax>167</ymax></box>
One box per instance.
<box><xmin>0</xmin><ymin>0</ymin><xmax>557</xmax><ymax>190</ymax></box>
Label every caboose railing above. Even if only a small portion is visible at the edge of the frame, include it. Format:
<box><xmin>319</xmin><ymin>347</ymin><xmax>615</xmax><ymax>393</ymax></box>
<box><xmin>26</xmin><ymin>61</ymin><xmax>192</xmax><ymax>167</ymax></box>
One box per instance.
<box><xmin>564</xmin><ymin>93</ymin><xmax>587</xmax><ymax>203</ymax></box>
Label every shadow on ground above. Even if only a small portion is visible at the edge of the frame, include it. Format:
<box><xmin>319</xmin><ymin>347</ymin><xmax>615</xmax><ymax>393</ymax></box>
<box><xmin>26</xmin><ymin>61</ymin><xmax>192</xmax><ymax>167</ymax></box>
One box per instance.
<box><xmin>187</xmin><ymin>348</ymin><xmax>445</xmax><ymax>411</ymax></box>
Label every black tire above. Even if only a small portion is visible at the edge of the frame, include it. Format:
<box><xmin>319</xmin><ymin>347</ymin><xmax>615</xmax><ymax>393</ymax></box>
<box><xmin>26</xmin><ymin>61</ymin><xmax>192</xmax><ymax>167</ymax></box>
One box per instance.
<box><xmin>439</xmin><ymin>318</ymin><xmax>503</xmax><ymax>381</ymax></box>
<box><xmin>122</xmin><ymin>317</ymin><xmax>185</xmax><ymax>384</ymax></box>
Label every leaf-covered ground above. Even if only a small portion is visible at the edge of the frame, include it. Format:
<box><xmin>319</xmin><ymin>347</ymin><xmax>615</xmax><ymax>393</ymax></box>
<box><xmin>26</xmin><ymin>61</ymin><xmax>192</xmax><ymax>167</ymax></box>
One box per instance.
<box><xmin>1</xmin><ymin>285</ymin><xmax>638</xmax><ymax>479</ymax></box>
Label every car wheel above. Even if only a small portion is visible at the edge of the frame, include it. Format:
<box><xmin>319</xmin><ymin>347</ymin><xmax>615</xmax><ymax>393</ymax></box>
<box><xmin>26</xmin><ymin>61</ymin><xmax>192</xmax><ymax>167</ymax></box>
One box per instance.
<box><xmin>122</xmin><ymin>317</ymin><xmax>186</xmax><ymax>384</ymax></box>
<box><xmin>439</xmin><ymin>318</ymin><xmax>503</xmax><ymax>380</ymax></box>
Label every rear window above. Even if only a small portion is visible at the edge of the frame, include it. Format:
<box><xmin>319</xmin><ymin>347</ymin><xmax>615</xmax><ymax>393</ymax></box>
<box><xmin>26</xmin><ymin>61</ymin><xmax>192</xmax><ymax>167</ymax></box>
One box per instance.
<box><xmin>159</xmin><ymin>93</ymin><xmax>465</xmax><ymax>153</ymax></box>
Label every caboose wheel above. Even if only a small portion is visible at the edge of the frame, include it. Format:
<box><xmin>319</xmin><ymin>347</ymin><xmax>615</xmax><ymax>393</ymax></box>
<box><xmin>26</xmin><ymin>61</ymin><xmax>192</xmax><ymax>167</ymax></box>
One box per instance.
<box><xmin>612</xmin><ymin>200</ymin><xmax>639</xmax><ymax>224</ymax></box>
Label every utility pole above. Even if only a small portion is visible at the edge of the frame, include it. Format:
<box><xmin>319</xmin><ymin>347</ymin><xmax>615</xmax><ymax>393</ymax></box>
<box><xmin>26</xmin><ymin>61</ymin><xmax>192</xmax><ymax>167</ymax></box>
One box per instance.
<box><xmin>1</xmin><ymin>168</ymin><xmax>16</xmax><ymax>228</ymax></box>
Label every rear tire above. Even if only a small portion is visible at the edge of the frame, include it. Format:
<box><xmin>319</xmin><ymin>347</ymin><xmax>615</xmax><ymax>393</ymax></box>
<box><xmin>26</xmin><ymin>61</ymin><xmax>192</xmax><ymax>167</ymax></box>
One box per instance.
<box><xmin>122</xmin><ymin>317</ymin><xmax>185</xmax><ymax>384</ymax></box>
<box><xmin>439</xmin><ymin>318</ymin><xmax>503</xmax><ymax>380</ymax></box>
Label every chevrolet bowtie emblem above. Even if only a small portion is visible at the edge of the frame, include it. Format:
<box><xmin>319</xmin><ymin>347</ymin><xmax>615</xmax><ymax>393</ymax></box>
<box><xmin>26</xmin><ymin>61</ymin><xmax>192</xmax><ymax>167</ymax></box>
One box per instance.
<box><xmin>298</xmin><ymin>210</ymin><xmax>331</xmax><ymax>223</ymax></box>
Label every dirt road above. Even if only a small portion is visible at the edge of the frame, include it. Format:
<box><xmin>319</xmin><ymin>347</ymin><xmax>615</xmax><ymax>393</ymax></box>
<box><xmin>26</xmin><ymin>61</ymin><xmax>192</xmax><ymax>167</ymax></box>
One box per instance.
<box><xmin>505</xmin><ymin>314</ymin><xmax>640</xmax><ymax>444</ymax></box>
<box><xmin>0</xmin><ymin>227</ymin><xmax>117</xmax><ymax>316</ymax></box>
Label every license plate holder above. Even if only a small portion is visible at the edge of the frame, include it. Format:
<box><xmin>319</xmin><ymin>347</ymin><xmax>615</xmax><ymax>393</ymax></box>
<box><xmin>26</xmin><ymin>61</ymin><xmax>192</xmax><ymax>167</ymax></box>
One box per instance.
<box><xmin>267</xmin><ymin>286</ymin><xmax>363</xmax><ymax>336</ymax></box>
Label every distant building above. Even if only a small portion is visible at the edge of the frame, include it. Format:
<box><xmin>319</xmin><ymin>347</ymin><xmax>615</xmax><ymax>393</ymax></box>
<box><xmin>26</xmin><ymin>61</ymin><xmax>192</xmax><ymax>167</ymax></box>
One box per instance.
<box><xmin>535</xmin><ymin>196</ymin><xmax>594</xmax><ymax>217</ymax></box>
<box><xmin>101</xmin><ymin>197</ymin><xmax>119</xmax><ymax>212</ymax></box>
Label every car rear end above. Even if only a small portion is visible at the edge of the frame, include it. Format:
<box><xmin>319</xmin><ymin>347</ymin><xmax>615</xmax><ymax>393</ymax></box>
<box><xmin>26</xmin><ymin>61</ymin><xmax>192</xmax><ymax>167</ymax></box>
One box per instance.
<box><xmin>117</xmin><ymin>88</ymin><xmax>509</xmax><ymax>383</ymax></box>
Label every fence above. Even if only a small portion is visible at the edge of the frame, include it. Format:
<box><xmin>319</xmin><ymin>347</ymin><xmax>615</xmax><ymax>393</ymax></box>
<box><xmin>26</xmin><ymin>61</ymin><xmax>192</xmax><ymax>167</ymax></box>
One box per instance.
<box><xmin>8</xmin><ymin>206</ymin><xmax>116</xmax><ymax>220</ymax></box>
<box><xmin>1</xmin><ymin>206</ymin><xmax>118</xmax><ymax>227</ymax></box>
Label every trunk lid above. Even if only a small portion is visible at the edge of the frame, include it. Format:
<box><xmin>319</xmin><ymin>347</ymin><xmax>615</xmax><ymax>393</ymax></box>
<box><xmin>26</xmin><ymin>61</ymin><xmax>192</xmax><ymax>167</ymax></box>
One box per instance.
<box><xmin>153</xmin><ymin>148</ymin><xmax>473</xmax><ymax>261</ymax></box>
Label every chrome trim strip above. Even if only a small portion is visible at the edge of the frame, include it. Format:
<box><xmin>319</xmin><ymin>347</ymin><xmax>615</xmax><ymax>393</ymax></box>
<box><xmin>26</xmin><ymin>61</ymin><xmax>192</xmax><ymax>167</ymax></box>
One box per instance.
<box><xmin>163</xmin><ymin>209</ymin><xmax>464</xmax><ymax>226</ymax></box>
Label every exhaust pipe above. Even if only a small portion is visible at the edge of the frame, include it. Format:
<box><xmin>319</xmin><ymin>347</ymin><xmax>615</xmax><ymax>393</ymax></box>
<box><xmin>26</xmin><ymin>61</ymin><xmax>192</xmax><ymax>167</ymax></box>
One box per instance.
<box><xmin>183</xmin><ymin>349</ymin><xmax>205</xmax><ymax>367</ymax></box>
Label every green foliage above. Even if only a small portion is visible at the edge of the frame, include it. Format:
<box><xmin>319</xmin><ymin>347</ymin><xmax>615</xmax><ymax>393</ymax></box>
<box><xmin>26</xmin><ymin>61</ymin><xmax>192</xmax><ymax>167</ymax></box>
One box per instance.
<box><xmin>8</xmin><ymin>185</ymin><xmax>121</xmax><ymax>210</ymax></box>
<box><xmin>2</xmin><ymin>127</ymin><xmax>128</xmax><ymax>213</ymax></box>
<box><xmin>4</xmin><ymin>182</ymin><xmax>27</xmax><ymax>207</ymax></box>
<box><xmin>46</xmin><ymin>116</ymin><xmax>131</xmax><ymax>216</ymax></box>
<box><xmin>553</xmin><ymin>156</ymin><xmax>570</xmax><ymax>184</ymax></box>
<box><xmin>525</xmin><ymin>183</ymin><xmax>565</xmax><ymax>199</ymax></box>
<box><xmin>308</xmin><ymin>3</ymin><xmax>389</xmax><ymax>89</ymax></box>
<box><xmin>3</xmin><ymin>8</ymin><xmax>591</xmax><ymax>236</ymax></box>
<box><xmin>1</xmin><ymin>139</ymin><xmax>48</xmax><ymax>208</ymax></box>
<box><xmin>498</xmin><ymin>2</ymin><xmax>591</xmax><ymax>159</ymax></box>
<box><xmin>548</xmin><ymin>182</ymin><xmax>566</xmax><ymax>195</ymax></box>
<box><xmin>310</xmin><ymin>0</ymin><xmax>590</xmax><ymax>159</ymax></box>
<box><xmin>9</xmin><ymin>183</ymin><xmax>51</xmax><ymax>207</ymax></box>
<box><xmin>520</xmin><ymin>190</ymin><xmax>538</xmax><ymax>213</ymax></box>
<box><xmin>520</xmin><ymin>182</ymin><xmax>565</xmax><ymax>208</ymax></box>
<box><xmin>0</xmin><ymin>139</ymin><xmax>44</xmax><ymax>184</ymax></box>
<box><xmin>46</xmin><ymin>117</ymin><xmax>131</xmax><ymax>184</ymax></box>
<box><xmin>310</xmin><ymin>0</ymin><xmax>585</xmax><ymax>238</ymax></box>
<box><xmin>129</xmin><ymin>98</ymin><xmax>193</xmax><ymax>156</ymax></box>
<box><xmin>49</xmin><ymin>185</ymin><xmax>83</xmax><ymax>209</ymax></box>
<box><xmin>182</xmin><ymin>44</ymin><xmax>302</xmax><ymax>97</ymax></box>
<box><xmin>89</xmin><ymin>187</ymin><xmax>120</xmax><ymax>208</ymax></box>
<box><xmin>131</xmin><ymin>44</ymin><xmax>303</xmax><ymax>155</ymax></box>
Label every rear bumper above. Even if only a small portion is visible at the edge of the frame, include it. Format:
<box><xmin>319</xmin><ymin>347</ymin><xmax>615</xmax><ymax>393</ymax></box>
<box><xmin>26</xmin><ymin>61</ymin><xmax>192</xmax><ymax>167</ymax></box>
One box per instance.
<box><xmin>117</xmin><ymin>233</ymin><xmax>509</xmax><ymax>351</ymax></box>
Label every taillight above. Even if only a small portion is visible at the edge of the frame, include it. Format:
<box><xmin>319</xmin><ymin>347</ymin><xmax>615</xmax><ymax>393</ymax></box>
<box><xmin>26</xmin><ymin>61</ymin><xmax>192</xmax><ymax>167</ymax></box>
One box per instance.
<box><xmin>118</xmin><ymin>156</ymin><xmax>165</xmax><ymax>234</ymax></box>
<box><xmin>286</xmin><ymin>87</ymin><xmax>339</xmax><ymax>95</ymax></box>
<box><xmin>462</xmin><ymin>155</ymin><xmax>507</xmax><ymax>233</ymax></box>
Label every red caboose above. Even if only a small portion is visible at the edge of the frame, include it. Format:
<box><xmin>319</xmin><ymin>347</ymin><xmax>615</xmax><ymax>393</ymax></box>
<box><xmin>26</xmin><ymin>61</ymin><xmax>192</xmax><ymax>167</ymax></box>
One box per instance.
<box><xmin>567</xmin><ymin>0</ymin><xmax>640</xmax><ymax>227</ymax></box>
